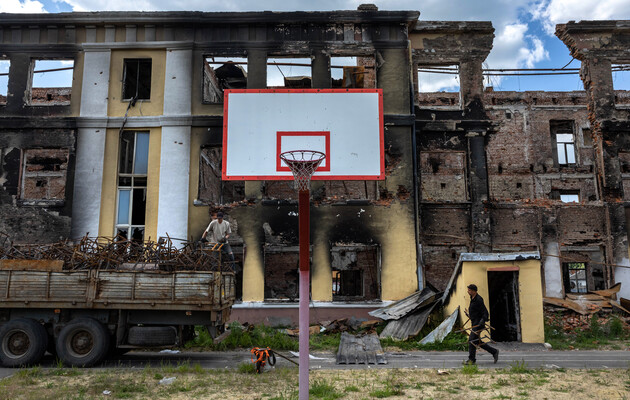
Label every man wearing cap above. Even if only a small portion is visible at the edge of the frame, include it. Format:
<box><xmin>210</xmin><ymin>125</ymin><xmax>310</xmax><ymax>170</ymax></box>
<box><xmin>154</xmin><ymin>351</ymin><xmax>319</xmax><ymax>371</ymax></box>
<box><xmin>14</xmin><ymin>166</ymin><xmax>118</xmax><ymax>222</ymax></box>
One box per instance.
<box><xmin>201</xmin><ymin>211</ymin><xmax>236</xmax><ymax>270</ymax></box>
<box><xmin>465</xmin><ymin>284</ymin><xmax>499</xmax><ymax>364</ymax></box>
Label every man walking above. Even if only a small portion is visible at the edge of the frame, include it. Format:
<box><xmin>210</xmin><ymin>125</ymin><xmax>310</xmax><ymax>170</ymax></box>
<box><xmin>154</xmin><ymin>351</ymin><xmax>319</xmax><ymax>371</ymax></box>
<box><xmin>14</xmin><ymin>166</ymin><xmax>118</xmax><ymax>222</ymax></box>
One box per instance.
<box><xmin>465</xmin><ymin>284</ymin><xmax>499</xmax><ymax>364</ymax></box>
<box><xmin>201</xmin><ymin>211</ymin><xmax>236</xmax><ymax>271</ymax></box>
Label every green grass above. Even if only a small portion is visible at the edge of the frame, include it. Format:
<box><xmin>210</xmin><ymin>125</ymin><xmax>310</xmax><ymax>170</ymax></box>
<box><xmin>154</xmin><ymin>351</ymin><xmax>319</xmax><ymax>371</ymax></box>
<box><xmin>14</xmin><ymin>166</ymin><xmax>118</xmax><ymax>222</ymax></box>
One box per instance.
<box><xmin>545</xmin><ymin>312</ymin><xmax>629</xmax><ymax>350</ymax></box>
<box><xmin>237</xmin><ymin>362</ymin><xmax>257</xmax><ymax>374</ymax></box>
<box><xmin>461</xmin><ymin>364</ymin><xmax>482</xmax><ymax>375</ymax></box>
<box><xmin>380</xmin><ymin>331</ymin><xmax>468</xmax><ymax>351</ymax></box>
<box><xmin>309</xmin><ymin>379</ymin><xmax>344</xmax><ymax>400</ymax></box>
<box><xmin>185</xmin><ymin>322</ymin><xmax>299</xmax><ymax>351</ymax></box>
<box><xmin>310</xmin><ymin>332</ymin><xmax>341</xmax><ymax>351</ymax></box>
<box><xmin>509</xmin><ymin>360</ymin><xmax>530</xmax><ymax>374</ymax></box>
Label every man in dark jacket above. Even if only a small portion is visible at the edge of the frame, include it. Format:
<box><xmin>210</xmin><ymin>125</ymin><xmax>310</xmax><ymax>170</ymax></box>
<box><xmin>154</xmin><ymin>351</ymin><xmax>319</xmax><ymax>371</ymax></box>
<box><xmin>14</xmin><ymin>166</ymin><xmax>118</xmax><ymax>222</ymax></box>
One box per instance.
<box><xmin>465</xmin><ymin>284</ymin><xmax>499</xmax><ymax>364</ymax></box>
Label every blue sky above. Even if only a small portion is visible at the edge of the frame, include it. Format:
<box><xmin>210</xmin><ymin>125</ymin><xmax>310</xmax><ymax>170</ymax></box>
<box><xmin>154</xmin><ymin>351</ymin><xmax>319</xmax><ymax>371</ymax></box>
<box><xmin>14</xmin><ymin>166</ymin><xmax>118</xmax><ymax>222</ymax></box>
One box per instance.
<box><xmin>2</xmin><ymin>0</ymin><xmax>630</xmax><ymax>93</ymax></box>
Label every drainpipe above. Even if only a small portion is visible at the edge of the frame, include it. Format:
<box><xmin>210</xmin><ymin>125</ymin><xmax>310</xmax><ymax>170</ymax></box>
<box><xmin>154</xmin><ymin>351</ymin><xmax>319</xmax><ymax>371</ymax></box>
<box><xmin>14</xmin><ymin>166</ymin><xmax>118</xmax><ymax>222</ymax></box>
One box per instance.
<box><xmin>409</xmin><ymin>57</ymin><xmax>423</xmax><ymax>291</ymax></box>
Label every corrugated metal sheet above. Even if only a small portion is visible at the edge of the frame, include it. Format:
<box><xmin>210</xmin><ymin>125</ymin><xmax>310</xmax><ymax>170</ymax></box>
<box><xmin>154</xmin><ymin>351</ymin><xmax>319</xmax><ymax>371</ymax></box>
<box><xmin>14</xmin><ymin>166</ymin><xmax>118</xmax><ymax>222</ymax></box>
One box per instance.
<box><xmin>336</xmin><ymin>332</ymin><xmax>386</xmax><ymax>364</ymax></box>
<box><xmin>419</xmin><ymin>306</ymin><xmax>459</xmax><ymax>344</ymax></box>
<box><xmin>379</xmin><ymin>301</ymin><xmax>439</xmax><ymax>341</ymax></box>
<box><xmin>368</xmin><ymin>287</ymin><xmax>437</xmax><ymax>320</ymax></box>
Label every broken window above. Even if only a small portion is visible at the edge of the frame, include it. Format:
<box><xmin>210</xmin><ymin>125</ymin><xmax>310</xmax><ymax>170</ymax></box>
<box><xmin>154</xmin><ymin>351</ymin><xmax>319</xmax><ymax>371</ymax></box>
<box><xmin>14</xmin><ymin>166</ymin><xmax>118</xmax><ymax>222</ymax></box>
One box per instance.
<box><xmin>417</xmin><ymin>64</ymin><xmax>460</xmax><ymax>107</ymax></box>
<box><xmin>331</xmin><ymin>56</ymin><xmax>376</xmax><ymax>88</ymax></box>
<box><xmin>267</xmin><ymin>57</ymin><xmax>311</xmax><ymax>88</ymax></box>
<box><xmin>331</xmin><ymin>245</ymin><xmax>379</xmax><ymax>301</ymax></box>
<box><xmin>612</xmin><ymin>64</ymin><xmax>630</xmax><ymax>90</ymax></box>
<box><xmin>0</xmin><ymin>59</ymin><xmax>9</xmax><ymax>105</ymax></box>
<box><xmin>122</xmin><ymin>59</ymin><xmax>151</xmax><ymax>101</ymax></box>
<box><xmin>264</xmin><ymin>246</ymin><xmax>300</xmax><ymax>301</ymax></box>
<box><xmin>419</xmin><ymin>151</ymin><xmax>468</xmax><ymax>202</ymax></box>
<box><xmin>116</xmin><ymin>131</ymin><xmax>149</xmax><ymax>241</ymax></box>
<box><xmin>564</xmin><ymin>262</ymin><xmax>587</xmax><ymax>293</ymax></box>
<box><xmin>30</xmin><ymin>59</ymin><xmax>73</xmax><ymax>106</ymax></box>
<box><xmin>19</xmin><ymin>149</ymin><xmax>69</xmax><ymax>204</ymax></box>
<box><xmin>551</xmin><ymin>120</ymin><xmax>576</xmax><ymax>166</ymax></box>
<box><xmin>203</xmin><ymin>57</ymin><xmax>247</xmax><ymax>104</ymax></box>
<box><xmin>559</xmin><ymin>191</ymin><xmax>580</xmax><ymax>203</ymax></box>
<box><xmin>198</xmin><ymin>146</ymin><xmax>244</xmax><ymax>205</ymax></box>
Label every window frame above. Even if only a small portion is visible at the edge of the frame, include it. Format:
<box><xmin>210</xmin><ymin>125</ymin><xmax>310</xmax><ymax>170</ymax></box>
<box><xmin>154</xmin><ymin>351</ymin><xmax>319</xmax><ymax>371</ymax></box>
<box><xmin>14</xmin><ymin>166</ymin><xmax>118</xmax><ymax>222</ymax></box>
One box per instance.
<box><xmin>563</xmin><ymin>262</ymin><xmax>588</xmax><ymax>294</ymax></box>
<box><xmin>115</xmin><ymin>131</ymin><xmax>150</xmax><ymax>241</ymax></box>
<box><xmin>550</xmin><ymin>120</ymin><xmax>577</xmax><ymax>167</ymax></box>
<box><xmin>122</xmin><ymin>58</ymin><xmax>152</xmax><ymax>101</ymax></box>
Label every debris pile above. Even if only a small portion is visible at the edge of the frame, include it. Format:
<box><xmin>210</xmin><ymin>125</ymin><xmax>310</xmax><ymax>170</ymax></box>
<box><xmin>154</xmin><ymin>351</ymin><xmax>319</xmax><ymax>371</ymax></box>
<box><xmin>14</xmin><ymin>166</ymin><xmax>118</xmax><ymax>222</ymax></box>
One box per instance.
<box><xmin>543</xmin><ymin>283</ymin><xmax>629</xmax><ymax>316</ymax></box>
<box><xmin>0</xmin><ymin>233</ymin><xmax>229</xmax><ymax>271</ymax></box>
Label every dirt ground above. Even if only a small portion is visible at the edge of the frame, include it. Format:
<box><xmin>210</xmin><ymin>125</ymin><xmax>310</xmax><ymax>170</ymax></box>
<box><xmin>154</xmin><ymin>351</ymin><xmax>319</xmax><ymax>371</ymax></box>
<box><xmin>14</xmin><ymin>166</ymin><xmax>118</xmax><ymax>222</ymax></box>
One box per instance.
<box><xmin>0</xmin><ymin>365</ymin><xmax>628</xmax><ymax>399</ymax></box>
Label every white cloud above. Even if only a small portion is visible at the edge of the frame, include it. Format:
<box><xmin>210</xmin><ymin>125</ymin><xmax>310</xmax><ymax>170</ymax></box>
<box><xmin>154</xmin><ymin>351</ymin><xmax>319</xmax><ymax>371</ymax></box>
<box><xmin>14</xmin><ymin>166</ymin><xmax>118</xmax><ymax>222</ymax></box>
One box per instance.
<box><xmin>0</xmin><ymin>0</ymin><xmax>46</xmax><ymax>13</ymax></box>
<box><xmin>533</xmin><ymin>0</ymin><xmax>630</xmax><ymax>35</ymax></box>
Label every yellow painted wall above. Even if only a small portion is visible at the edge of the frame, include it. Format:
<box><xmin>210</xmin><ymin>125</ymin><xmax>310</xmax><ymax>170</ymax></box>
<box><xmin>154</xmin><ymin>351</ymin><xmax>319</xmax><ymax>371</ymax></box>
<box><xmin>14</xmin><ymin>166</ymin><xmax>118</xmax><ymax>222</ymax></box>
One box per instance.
<box><xmin>99</xmin><ymin>127</ymin><xmax>161</xmax><ymax>241</ymax></box>
<box><xmin>108</xmin><ymin>49</ymin><xmax>165</xmax><ymax>117</ymax></box>
<box><xmin>188</xmin><ymin>128</ymin><xmax>209</xmax><ymax>237</ymax></box>
<box><xmin>444</xmin><ymin>259</ymin><xmax>544</xmax><ymax>343</ymax></box>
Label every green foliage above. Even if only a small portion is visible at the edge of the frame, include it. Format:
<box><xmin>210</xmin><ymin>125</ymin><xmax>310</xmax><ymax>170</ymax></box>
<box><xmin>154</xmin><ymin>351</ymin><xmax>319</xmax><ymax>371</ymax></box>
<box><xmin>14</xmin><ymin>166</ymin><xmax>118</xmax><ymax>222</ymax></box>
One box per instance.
<box><xmin>380</xmin><ymin>331</ymin><xmax>468</xmax><ymax>351</ymax></box>
<box><xmin>606</xmin><ymin>315</ymin><xmax>625</xmax><ymax>337</ymax></box>
<box><xmin>545</xmin><ymin>312</ymin><xmax>628</xmax><ymax>350</ymax></box>
<box><xmin>369</xmin><ymin>384</ymin><xmax>404</xmax><ymax>398</ymax></box>
<box><xmin>237</xmin><ymin>362</ymin><xmax>256</xmax><ymax>374</ymax></box>
<box><xmin>344</xmin><ymin>385</ymin><xmax>360</xmax><ymax>392</ymax></box>
<box><xmin>185</xmin><ymin>322</ymin><xmax>299</xmax><ymax>351</ymax></box>
<box><xmin>309</xmin><ymin>379</ymin><xmax>343</xmax><ymax>399</ymax></box>
<box><xmin>509</xmin><ymin>360</ymin><xmax>530</xmax><ymax>374</ymax></box>
<box><xmin>310</xmin><ymin>332</ymin><xmax>341</xmax><ymax>351</ymax></box>
<box><xmin>461</xmin><ymin>364</ymin><xmax>482</xmax><ymax>375</ymax></box>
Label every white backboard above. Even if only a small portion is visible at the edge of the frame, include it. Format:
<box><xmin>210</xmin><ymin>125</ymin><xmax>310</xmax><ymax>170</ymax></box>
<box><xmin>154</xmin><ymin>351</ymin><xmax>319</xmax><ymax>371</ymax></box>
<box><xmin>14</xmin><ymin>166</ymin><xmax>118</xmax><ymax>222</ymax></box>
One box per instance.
<box><xmin>222</xmin><ymin>89</ymin><xmax>384</xmax><ymax>181</ymax></box>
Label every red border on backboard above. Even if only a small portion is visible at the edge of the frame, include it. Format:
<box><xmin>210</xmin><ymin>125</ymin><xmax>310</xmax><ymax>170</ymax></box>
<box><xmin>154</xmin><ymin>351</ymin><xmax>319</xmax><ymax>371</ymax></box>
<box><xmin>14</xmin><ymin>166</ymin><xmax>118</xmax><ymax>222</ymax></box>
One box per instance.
<box><xmin>276</xmin><ymin>131</ymin><xmax>331</xmax><ymax>172</ymax></box>
<box><xmin>222</xmin><ymin>88</ymin><xmax>385</xmax><ymax>181</ymax></box>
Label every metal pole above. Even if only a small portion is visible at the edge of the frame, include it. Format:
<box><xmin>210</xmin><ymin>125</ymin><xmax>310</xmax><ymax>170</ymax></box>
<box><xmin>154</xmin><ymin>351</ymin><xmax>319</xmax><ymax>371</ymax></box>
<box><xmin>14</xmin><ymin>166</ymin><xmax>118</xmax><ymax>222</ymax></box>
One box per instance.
<box><xmin>298</xmin><ymin>188</ymin><xmax>310</xmax><ymax>400</ymax></box>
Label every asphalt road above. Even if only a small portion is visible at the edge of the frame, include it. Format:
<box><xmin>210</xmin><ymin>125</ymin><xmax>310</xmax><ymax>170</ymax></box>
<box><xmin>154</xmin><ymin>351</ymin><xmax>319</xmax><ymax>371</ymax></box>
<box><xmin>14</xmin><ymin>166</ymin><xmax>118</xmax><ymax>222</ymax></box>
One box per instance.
<box><xmin>1</xmin><ymin>349</ymin><xmax>629</xmax><ymax>379</ymax></box>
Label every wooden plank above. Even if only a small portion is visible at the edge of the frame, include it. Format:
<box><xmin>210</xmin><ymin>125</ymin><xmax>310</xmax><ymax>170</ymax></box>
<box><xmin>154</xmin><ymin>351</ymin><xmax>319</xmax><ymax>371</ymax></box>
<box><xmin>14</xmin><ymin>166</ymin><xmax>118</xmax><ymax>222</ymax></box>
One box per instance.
<box><xmin>0</xmin><ymin>259</ymin><xmax>63</xmax><ymax>271</ymax></box>
<box><xmin>621</xmin><ymin>297</ymin><xmax>630</xmax><ymax>311</ymax></box>
<box><xmin>543</xmin><ymin>297</ymin><xmax>589</xmax><ymax>315</ymax></box>
<box><xmin>566</xmin><ymin>293</ymin><xmax>605</xmax><ymax>301</ymax></box>
<box><xmin>591</xmin><ymin>283</ymin><xmax>621</xmax><ymax>298</ymax></box>
<box><xmin>610</xmin><ymin>300</ymin><xmax>630</xmax><ymax>315</ymax></box>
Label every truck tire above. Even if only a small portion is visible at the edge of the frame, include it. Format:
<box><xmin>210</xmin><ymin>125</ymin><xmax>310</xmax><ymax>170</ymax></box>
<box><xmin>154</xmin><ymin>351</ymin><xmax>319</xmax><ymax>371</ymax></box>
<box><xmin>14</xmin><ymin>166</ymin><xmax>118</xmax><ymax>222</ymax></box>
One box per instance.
<box><xmin>56</xmin><ymin>318</ymin><xmax>110</xmax><ymax>367</ymax></box>
<box><xmin>127</xmin><ymin>326</ymin><xmax>177</xmax><ymax>346</ymax></box>
<box><xmin>0</xmin><ymin>319</ymin><xmax>48</xmax><ymax>367</ymax></box>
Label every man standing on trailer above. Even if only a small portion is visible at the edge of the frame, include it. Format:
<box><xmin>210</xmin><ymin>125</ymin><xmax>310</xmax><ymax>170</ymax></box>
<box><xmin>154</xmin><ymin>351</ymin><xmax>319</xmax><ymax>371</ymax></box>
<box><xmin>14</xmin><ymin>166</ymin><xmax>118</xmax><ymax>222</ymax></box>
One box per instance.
<box><xmin>465</xmin><ymin>284</ymin><xmax>499</xmax><ymax>364</ymax></box>
<box><xmin>201</xmin><ymin>211</ymin><xmax>236</xmax><ymax>270</ymax></box>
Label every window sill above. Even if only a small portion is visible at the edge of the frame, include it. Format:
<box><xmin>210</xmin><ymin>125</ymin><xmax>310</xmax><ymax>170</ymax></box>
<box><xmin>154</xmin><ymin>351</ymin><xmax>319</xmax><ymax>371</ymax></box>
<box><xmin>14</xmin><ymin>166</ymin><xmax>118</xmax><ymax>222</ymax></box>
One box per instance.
<box><xmin>17</xmin><ymin>199</ymin><xmax>65</xmax><ymax>207</ymax></box>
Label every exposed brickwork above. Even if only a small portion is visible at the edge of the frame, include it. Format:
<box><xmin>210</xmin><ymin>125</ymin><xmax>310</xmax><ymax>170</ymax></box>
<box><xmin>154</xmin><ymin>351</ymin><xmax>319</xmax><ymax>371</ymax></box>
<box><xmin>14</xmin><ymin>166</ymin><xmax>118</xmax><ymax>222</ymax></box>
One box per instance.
<box><xmin>490</xmin><ymin>207</ymin><xmax>539</xmax><ymax>247</ymax></box>
<box><xmin>421</xmin><ymin>206</ymin><xmax>470</xmax><ymax>246</ymax></box>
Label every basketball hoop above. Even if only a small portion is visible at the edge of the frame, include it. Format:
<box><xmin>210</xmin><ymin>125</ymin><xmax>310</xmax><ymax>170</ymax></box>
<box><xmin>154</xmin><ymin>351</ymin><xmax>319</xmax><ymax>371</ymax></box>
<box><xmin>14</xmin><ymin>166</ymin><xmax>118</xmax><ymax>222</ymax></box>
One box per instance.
<box><xmin>279</xmin><ymin>150</ymin><xmax>326</xmax><ymax>191</ymax></box>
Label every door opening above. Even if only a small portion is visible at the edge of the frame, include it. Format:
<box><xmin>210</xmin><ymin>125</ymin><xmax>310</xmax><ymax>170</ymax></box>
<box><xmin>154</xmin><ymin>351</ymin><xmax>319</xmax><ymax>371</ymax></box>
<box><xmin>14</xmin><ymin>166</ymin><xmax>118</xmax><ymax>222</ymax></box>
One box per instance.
<box><xmin>487</xmin><ymin>271</ymin><xmax>521</xmax><ymax>341</ymax></box>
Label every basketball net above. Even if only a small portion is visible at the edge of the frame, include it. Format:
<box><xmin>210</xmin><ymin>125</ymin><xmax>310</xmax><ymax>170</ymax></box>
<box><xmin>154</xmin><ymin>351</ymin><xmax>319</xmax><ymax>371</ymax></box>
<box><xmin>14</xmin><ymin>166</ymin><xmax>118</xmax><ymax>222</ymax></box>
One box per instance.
<box><xmin>279</xmin><ymin>150</ymin><xmax>326</xmax><ymax>191</ymax></box>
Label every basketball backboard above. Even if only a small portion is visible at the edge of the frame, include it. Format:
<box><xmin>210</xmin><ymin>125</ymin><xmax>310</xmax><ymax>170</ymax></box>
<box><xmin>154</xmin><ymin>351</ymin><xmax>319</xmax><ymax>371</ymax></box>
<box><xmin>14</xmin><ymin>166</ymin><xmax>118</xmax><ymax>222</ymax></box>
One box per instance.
<box><xmin>222</xmin><ymin>89</ymin><xmax>384</xmax><ymax>181</ymax></box>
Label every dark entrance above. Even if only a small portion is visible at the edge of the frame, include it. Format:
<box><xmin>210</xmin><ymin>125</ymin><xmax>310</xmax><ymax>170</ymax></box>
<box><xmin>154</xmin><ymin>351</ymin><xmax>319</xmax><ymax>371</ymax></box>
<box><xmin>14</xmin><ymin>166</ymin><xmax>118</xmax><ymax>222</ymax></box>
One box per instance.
<box><xmin>487</xmin><ymin>270</ymin><xmax>521</xmax><ymax>342</ymax></box>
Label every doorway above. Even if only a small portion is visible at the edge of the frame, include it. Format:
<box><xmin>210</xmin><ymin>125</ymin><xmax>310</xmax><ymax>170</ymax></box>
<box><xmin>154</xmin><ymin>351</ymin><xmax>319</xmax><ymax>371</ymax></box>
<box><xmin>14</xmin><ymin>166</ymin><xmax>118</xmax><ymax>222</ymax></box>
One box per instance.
<box><xmin>487</xmin><ymin>270</ymin><xmax>521</xmax><ymax>341</ymax></box>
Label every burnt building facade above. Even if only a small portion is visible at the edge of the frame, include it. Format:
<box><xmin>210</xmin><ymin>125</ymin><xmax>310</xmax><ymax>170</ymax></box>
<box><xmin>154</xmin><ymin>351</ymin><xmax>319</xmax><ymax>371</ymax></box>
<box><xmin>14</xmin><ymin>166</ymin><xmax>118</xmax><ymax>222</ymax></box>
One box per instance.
<box><xmin>0</xmin><ymin>9</ymin><xmax>629</xmax><ymax>324</ymax></box>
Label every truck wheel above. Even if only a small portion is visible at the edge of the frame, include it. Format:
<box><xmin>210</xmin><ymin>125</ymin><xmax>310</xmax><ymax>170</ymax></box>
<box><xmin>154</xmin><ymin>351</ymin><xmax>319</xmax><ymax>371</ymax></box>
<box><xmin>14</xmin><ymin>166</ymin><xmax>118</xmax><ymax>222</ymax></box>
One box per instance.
<box><xmin>0</xmin><ymin>319</ymin><xmax>48</xmax><ymax>367</ymax></box>
<box><xmin>56</xmin><ymin>318</ymin><xmax>110</xmax><ymax>367</ymax></box>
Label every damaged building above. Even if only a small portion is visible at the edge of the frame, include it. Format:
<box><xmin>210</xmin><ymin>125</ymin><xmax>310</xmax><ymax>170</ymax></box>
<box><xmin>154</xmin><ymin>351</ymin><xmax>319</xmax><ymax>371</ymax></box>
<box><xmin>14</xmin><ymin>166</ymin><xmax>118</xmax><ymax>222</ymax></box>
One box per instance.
<box><xmin>0</xmin><ymin>8</ymin><xmax>629</xmax><ymax>336</ymax></box>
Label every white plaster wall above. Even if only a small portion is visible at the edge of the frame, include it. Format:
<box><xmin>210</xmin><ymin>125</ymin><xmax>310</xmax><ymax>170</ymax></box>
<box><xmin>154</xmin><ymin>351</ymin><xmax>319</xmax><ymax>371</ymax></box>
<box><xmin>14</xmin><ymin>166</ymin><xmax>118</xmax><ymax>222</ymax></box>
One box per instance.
<box><xmin>615</xmin><ymin>263</ymin><xmax>630</xmax><ymax>300</ymax></box>
<box><xmin>543</xmin><ymin>241</ymin><xmax>563</xmax><ymax>298</ymax></box>
<box><xmin>156</xmin><ymin>48</ymin><xmax>192</xmax><ymax>245</ymax></box>
<box><xmin>72</xmin><ymin>50</ymin><xmax>111</xmax><ymax>239</ymax></box>
<box><xmin>156</xmin><ymin>126</ymin><xmax>190</xmax><ymax>244</ymax></box>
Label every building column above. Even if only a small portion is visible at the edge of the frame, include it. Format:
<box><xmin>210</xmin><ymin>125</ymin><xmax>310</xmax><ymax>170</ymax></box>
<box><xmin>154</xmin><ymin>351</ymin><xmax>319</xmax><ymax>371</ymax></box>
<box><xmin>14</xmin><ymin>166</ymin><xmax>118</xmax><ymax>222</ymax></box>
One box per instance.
<box><xmin>157</xmin><ymin>47</ymin><xmax>192</xmax><ymax>244</ymax></box>
<box><xmin>468</xmin><ymin>133</ymin><xmax>491</xmax><ymax>252</ymax></box>
<box><xmin>542</xmin><ymin>210</ymin><xmax>563</xmax><ymax>298</ymax></box>
<box><xmin>72</xmin><ymin>49</ymin><xmax>111</xmax><ymax>239</ymax></box>
<box><xmin>311</xmin><ymin>50</ymin><xmax>331</xmax><ymax>89</ymax></box>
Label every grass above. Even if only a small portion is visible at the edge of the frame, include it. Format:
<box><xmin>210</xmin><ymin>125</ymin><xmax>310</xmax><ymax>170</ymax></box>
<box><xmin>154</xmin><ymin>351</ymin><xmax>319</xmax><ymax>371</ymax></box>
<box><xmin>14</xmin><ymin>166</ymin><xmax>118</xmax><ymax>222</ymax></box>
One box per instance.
<box><xmin>185</xmin><ymin>322</ymin><xmax>299</xmax><ymax>351</ymax></box>
<box><xmin>1</xmin><ymin>367</ymin><xmax>629</xmax><ymax>400</ymax></box>
<box><xmin>380</xmin><ymin>331</ymin><xmax>468</xmax><ymax>351</ymax></box>
<box><xmin>461</xmin><ymin>363</ymin><xmax>482</xmax><ymax>375</ymax></box>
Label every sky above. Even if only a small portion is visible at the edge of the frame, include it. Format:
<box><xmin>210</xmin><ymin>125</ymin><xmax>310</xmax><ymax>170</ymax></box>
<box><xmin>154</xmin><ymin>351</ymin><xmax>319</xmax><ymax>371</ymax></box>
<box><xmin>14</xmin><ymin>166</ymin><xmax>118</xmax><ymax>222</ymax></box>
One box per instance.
<box><xmin>1</xmin><ymin>0</ymin><xmax>630</xmax><ymax>93</ymax></box>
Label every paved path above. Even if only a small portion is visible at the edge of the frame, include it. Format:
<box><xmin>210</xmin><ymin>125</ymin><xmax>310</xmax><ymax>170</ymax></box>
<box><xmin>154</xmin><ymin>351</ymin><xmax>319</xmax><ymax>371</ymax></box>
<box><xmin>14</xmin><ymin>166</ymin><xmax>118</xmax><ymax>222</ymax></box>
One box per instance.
<box><xmin>1</xmin><ymin>350</ymin><xmax>628</xmax><ymax>380</ymax></box>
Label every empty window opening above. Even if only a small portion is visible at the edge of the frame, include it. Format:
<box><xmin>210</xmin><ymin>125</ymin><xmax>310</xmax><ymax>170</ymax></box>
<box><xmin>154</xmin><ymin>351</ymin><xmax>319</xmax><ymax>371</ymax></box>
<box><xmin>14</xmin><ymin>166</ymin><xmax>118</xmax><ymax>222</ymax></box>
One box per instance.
<box><xmin>203</xmin><ymin>56</ymin><xmax>247</xmax><ymax>104</ymax></box>
<box><xmin>122</xmin><ymin>59</ymin><xmax>152</xmax><ymax>101</ymax></box>
<box><xmin>331</xmin><ymin>246</ymin><xmax>379</xmax><ymax>301</ymax></box>
<box><xmin>198</xmin><ymin>146</ymin><xmax>244</xmax><ymax>205</ymax></box>
<box><xmin>116</xmin><ymin>131</ymin><xmax>149</xmax><ymax>241</ymax></box>
<box><xmin>30</xmin><ymin>59</ymin><xmax>73</xmax><ymax>106</ymax></box>
<box><xmin>551</xmin><ymin>120</ymin><xmax>576</xmax><ymax>166</ymax></box>
<box><xmin>20</xmin><ymin>149</ymin><xmax>69</xmax><ymax>204</ymax></box>
<box><xmin>612</xmin><ymin>64</ymin><xmax>630</xmax><ymax>90</ymax></box>
<box><xmin>488</xmin><ymin>271</ymin><xmax>521</xmax><ymax>342</ymax></box>
<box><xmin>559</xmin><ymin>190</ymin><xmax>580</xmax><ymax>203</ymax></box>
<box><xmin>564</xmin><ymin>262</ymin><xmax>587</xmax><ymax>293</ymax></box>
<box><xmin>0</xmin><ymin>59</ymin><xmax>9</xmax><ymax>105</ymax></box>
<box><xmin>331</xmin><ymin>56</ymin><xmax>376</xmax><ymax>88</ymax></box>
<box><xmin>417</xmin><ymin>65</ymin><xmax>460</xmax><ymax>107</ymax></box>
<box><xmin>267</xmin><ymin>57</ymin><xmax>311</xmax><ymax>88</ymax></box>
<box><xmin>264</xmin><ymin>247</ymin><xmax>300</xmax><ymax>301</ymax></box>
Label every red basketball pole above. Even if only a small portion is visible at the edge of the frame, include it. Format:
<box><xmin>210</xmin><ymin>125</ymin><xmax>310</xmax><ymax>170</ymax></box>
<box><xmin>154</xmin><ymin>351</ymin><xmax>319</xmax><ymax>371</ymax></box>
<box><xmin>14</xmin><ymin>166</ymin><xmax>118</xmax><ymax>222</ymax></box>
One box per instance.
<box><xmin>298</xmin><ymin>188</ymin><xmax>310</xmax><ymax>400</ymax></box>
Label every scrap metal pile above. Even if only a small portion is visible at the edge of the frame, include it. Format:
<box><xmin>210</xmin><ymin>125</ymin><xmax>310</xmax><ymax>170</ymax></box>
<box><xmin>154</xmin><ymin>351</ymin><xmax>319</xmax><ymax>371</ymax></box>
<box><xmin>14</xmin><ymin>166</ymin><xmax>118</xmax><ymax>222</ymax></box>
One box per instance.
<box><xmin>0</xmin><ymin>233</ymin><xmax>228</xmax><ymax>271</ymax></box>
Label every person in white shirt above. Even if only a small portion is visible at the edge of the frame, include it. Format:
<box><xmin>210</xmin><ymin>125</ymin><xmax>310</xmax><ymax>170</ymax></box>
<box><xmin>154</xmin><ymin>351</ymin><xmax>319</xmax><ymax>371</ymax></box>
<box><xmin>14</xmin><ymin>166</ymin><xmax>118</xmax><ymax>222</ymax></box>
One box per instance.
<box><xmin>201</xmin><ymin>211</ymin><xmax>235</xmax><ymax>270</ymax></box>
